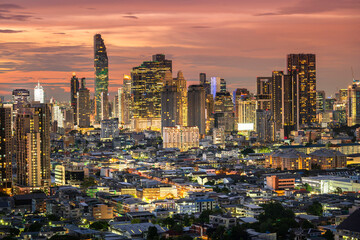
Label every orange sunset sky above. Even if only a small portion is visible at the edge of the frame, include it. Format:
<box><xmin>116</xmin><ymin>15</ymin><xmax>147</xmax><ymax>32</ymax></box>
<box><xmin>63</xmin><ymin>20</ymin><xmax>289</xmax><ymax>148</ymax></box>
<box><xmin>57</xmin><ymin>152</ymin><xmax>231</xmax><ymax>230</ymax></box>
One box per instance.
<box><xmin>0</xmin><ymin>0</ymin><xmax>359</xmax><ymax>101</ymax></box>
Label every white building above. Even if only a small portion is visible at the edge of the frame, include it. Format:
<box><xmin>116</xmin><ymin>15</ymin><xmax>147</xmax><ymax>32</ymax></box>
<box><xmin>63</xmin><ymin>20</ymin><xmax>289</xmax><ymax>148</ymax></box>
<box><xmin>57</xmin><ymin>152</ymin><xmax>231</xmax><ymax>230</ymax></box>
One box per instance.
<box><xmin>175</xmin><ymin>199</ymin><xmax>197</xmax><ymax>215</ymax></box>
<box><xmin>213</xmin><ymin>127</ymin><xmax>225</xmax><ymax>146</ymax></box>
<box><xmin>34</xmin><ymin>81</ymin><xmax>45</xmax><ymax>103</ymax></box>
<box><xmin>302</xmin><ymin>175</ymin><xmax>360</xmax><ymax>194</ymax></box>
<box><xmin>163</xmin><ymin>125</ymin><xmax>199</xmax><ymax>151</ymax></box>
<box><xmin>52</xmin><ymin>104</ymin><xmax>64</xmax><ymax>128</ymax></box>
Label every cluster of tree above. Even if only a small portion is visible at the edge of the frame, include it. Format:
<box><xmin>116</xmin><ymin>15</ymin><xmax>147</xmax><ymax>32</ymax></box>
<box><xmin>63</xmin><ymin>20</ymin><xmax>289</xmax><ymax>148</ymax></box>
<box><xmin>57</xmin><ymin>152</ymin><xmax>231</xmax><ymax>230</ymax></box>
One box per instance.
<box><xmin>242</xmin><ymin>202</ymin><xmax>299</xmax><ymax>239</ymax></box>
<box><xmin>306</xmin><ymin>201</ymin><xmax>323</xmax><ymax>216</ymax></box>
<box><xmin>212</xmin><ymin>186</ymin><xmax>231</xmax><ymax>194</ymax></box>
<box><xmin>206</xmin><ymin>225</ymin><xmax>248</xmax><ymax>240</ymax></box>
<box><xmin>80</xmin><ymin>177</ymin><xmax>97</xmax><ymax>190</ymax></box>
<box><xmin>89</xmin><ymin>220</ymin><xmax>109</xmax><ymax>231</ymax></box>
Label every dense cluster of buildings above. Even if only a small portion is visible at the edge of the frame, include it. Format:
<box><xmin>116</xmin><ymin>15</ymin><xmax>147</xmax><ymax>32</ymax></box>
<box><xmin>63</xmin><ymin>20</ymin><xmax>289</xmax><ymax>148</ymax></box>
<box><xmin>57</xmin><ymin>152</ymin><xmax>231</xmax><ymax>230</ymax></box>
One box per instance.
<box><xmin>0</xmin><ymin>34</ymin><xmax>360</xmax><ymax>239</ymax></box>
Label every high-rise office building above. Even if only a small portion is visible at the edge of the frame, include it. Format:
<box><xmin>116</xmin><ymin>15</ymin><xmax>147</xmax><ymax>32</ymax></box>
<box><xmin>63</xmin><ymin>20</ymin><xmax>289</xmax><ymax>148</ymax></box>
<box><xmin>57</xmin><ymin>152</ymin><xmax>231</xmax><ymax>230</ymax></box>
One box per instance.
<box><xmin>325</xmin><ymin>98</ymin><xmax>336</xmax><ymax>111</ymax></box>
<box><xmin>271</xmin><ymin>71</ymin><xmax>284</xmax><ymax>132</ymax></box>
<box><xmin>52</xmin><ymin>104</ymin><xmax>64</xmax><ymax>129</ymax></box>
<box><xmin>214</xmin><ymin>92</ymin><xmax>234</xmax><ymax>133</ymax></box>
<box><xmin>70</xmin><ymin>73</ymin><xmax>79</xmax><ymax>125</ymax></box>
<box><xmin>287</xmin><ymin>53</ymin><xmax>316</xmax><ymax>127</ymax></box>
<box><xmin>339</xmin><ymin>89</ymin><xmax>348</xmax><ymax>103</ymax></box>
<box><xmin>270</xmin><ymin>71</ymin><xmax>296</xmax><ymax>137</ymax></box>
<box><xmin>16</xmin><ymin>103</ymin><xmax>50</xmax><ymax>192</ymax></box>
<box><xmin>235</xmin><ymin>97</ymin><xmax>257</xmax><ymax>125</ymax></box>
<box><xmin>122</xmin><ymin>74</ymin><xmax>132</xmax><ymax>126</ymax></box>
<box><xmin>0</xmin><ymin>106</ymin><xmax>12</xmax><ymax>195</ymax></box>
<box><xmin>233</xmin><ymin>88</ymin><xmax>250</xmax><ymax>123</ymax></box>
<box><xmin>282</xmin><ymin>73</ymin><xmax>297</xmax><ymax>136</ymax></box>
<box><xmin>34</xmin><ymin>81</ymin><xmax>45</xmax><ymax>103</ymax></box>
<box><xmin>176</xmin><ymin>71</ymin><xmax>188</xmax><ymax>126</ymax></box>
<box><xmin>200</xmin><ymin>73</ymin><xmax>210</xmax><ymax>95</ymax></box>
<box><xmin>101</xmin><ymin>118</ymin><xmax>119</xmax><ymax>139</ymax></box>
<box><xmin>220</xmin><ymin>78</ymin><xmax>227</xmax><ymax>93</ymax></box>
<box><xmin>316</xmin><ymin>90</ymin><xmax>325</xmax><ymax>112</ymax></box>
<box><xmin>256</xmin><ymin>109</ymin><xmax>274</xmax><ymax>143</ymax></box>
<box><xmin>100</xmin><ymin>92</ymin><xmax>109</xmax><ymax>121</ymax></box>
<box><xmin>211</xmin><ymin>77</ymin><xmax>221</xmax><ymax>98</ymax></box>
<box><xmin>161</xmin><ymin>85</ymin><xmax>180</xmax><ymax>129</ymax></box>
<box><xmin>94</xmin><ymin>34</ymin><xmax>109</xmax><ymax>122</ymax></box>
<box><xmin>233</xmin><ymin>88</ymin><xmax>250</xmax><ymax>103</ymax></box>
<box><xmin>115</xmin><ymin>88</ymin><xmax>122</xmax><ymax>123</ymax></box>
<box><xmin>78</xmin><ymin>78</ymin><xmax>90</xmax><ymax>127</ymax></box>
<box><xmin>347</xmin><ymin>80</ymin><xmax>360</xmax><ymax>126</ymax></box>
<box><xmin>205</xmin><ymin>94</ymin><xmax>214</xmax><ymax>134</ymax></box>
<box><xmin>12</xmin><ymin>89</ymin><xmax>30</xmax><ymax>115</ymax></box>
<box><xmin>256</xmin><ymin>77</ymin><xmax>272</xmax><ymax>110</ymax></box>
<box><xmin>188</xmin><ymin>85</ymin><xmax>206</xmax><ymax>135</ymax></box>
<box><xmin>131</xmin><ymin>54</ymin><xmax>172</xmax><ymax>131</ymax></box>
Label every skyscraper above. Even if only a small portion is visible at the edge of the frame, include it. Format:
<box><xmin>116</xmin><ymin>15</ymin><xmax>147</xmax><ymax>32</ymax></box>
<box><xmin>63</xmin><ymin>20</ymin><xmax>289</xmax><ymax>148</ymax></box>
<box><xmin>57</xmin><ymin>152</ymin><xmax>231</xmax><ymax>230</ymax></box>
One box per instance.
<box><xmin>205</xmin><ymin>94</ymin><xmax>214</xmax><ymax>134</ymax></box>
<box><xmin>16</xmin><ymin>103</ymin><xmax>50</xmax><ymax>192</ymax></box>
<box><xmin>287</xmin><ymin>53</ymin><xmax>316</xmax><ymax>127</ymax></box>
<box><xmin>211</xmin><ymin>77</ymin><xmax>221</xmax><ymax>98</ymax></box>
<box><xmin>12</xmin><ymin>89</ymin><xmax>30</xmax><ymax>116</ymax></box>
<box><xmin>220</xmin><ymin>78</ymin><xmax>227</xmax><ymax>93</ymax></box>
<box><xmin>131</xmin><ymin>54</ymin><xmax>172</xmax><ymax>131</ymax></box>
<box><xmin>270</xmin><ymin>71</ymin><xmax>296</xmax><ymax>137</ymax></box>
<box><xmin>161</xmin><ymin>85</ymin><xmax>180</xmax><ymax>129</ymax></box>
<box><xmin>115</xmin><ymin>88</ymin><xmax>123</xmax><ymax>123</ymax></box>
<box><xmin>94</xmin><ymin>34</ymin><xmax>109</xmax><ymax>122</ymax></box>
<box><xmin>347</xmin><ymin>80</ymin><xmax>360</xmax><ymax>126</ymax></box>
<box><xmin>188</xmin><ymin>85</ymin><xmax>206</xmax><ymax>135</ymax></box>
<box><xmin>0</xmin><ymin>106</ymin><xmax>12</xmax><ymax>195</ymax></box>
<box><xmin>235</xmin><ymin>97</ymin><xmax>256</xmax><ymax>126</ymax></box>
<box><xmin>34</xmin><ymin>81</ymin><xmax>45</xmax><ymax>103</ymax></box>
<box><xmin>176</xmin><ymin>71</ymin><xmax>188</xmax><ymax>126</ymax></box>
<box><xmin>256</xmin><ymin>109</ymin><xmax>274</xmax><ymax>143</ymax></box>
<box><xmin>122</xmin><ymin>74</ymin><xmax>132</xmax><ymax>126</ymax></box>
<box><xmin>70</xmin><ymin>73</ymin><xmax>79</xmax><ymax>125</ymax></box>
<box><xmin>78</xmin><ymin>78</ymin><xmax>90</xmax><ymax>127</ymax></box>
<box><xmin>200</xmin><ymin>73</ymin><xmax>210</xmax><ymax>95</ymax></box>
<box><xmin>271</xmin><ymin>71</ymin><xmax>284</xmax><ymax>132</ymax></box>
<box><xmin>316</xmin><ymin>90</ymin><xmax>325</xmax><ymax>112</ymax></box>
<box><xmin>256</xmin><ymin>77</ymin><xmax>272</xmax><ymax>110</ymax></box>
<box><xmin>214</xmin><ymin>92</ymin><xmax>234</xmax><ymax>133</ymax></box>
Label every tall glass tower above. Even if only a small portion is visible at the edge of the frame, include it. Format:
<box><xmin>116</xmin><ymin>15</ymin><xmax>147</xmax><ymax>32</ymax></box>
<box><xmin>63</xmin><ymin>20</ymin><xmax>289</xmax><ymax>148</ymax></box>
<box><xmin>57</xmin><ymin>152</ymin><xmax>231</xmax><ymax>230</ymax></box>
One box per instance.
<box><xmin>94</xmin><ymin>34</ymin><xmax>109</xmax><ymax>122</ymax></box>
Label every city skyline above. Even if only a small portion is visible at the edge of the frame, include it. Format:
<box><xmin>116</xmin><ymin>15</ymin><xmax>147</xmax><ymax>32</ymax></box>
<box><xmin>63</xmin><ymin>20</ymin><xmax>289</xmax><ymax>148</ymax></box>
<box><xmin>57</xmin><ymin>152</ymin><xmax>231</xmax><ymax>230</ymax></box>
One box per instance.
<box><xmin>0</xmin><ymin>0</ymin><xmax>359</xmax><ymax>101</ymax></box>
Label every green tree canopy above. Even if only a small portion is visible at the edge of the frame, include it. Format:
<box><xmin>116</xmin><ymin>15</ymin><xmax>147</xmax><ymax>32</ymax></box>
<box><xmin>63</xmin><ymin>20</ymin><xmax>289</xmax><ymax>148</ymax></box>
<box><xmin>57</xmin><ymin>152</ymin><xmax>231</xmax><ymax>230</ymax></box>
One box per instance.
<box><xmin>307</xmin><ymin>201</ymin><xmax>323</xmax><ymax>216</ymax></box>
<box><xmin>89</xmin><ymin>221</ymin><xmax>109</xmax><ymax>231</ymax></box>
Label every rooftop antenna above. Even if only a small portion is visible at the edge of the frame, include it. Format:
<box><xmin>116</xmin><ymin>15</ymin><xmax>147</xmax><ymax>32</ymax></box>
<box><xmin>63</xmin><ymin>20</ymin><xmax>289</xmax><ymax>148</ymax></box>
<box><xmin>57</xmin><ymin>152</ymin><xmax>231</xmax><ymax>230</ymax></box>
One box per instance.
<box><xmin>351</xmin><ymin>66</ymin><xmax>355</xmax><ymax>82</ymax></box>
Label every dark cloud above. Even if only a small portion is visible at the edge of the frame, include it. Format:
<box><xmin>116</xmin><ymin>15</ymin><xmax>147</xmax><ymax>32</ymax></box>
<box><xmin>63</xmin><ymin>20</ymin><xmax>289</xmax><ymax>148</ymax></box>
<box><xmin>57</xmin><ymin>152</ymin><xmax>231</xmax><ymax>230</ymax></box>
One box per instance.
<box><xmin>53</xmin><ymin>32</ymin><xmax>66</xmax><ymax>35</ymax></box>
<box><xmin>0</xmin><ymin>13</ymin><xmax>31</xmax><ymax>21</ymax></box>
<box><xmin>0</xmin><ymin>29</ymin><xmax>23</xmax><ymax>33</ymax></box>
<box><xmin>0</xmin><ymin>43</ymin><xmax>93</xmax><ymax>72</ymax></box>
<box><xmin>123</xmin><ymin>15</ymin><xmax>138</xmax><ymax>19</ymax></box>
<box><xmin>0</xmin><ymin>4</ymin><xmax>23</xmax><ymax>9</ymax></box>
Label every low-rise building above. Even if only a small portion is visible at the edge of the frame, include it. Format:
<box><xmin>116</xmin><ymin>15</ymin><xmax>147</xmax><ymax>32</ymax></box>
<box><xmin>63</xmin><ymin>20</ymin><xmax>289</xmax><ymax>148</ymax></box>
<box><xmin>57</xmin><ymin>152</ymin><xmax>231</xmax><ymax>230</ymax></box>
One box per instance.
<box><xmin>209</xmin><ymin>214</ymin><xmax>237</xmax><ymax>228</ymax></box>
<box><xmin>163</xmin><ymin>125</ymin><xmax>199</xmax><ymax>151</ymax></box>
<box><xmin>266</xmin><ymin>174</ymin><xmax>295</xmax><ymax>191</ymax></box>
<box><xmin>309</xmin><ymin>149</ymin><xmax>347</xmax><ymax>169</ymax></box>
<box><xmin>336</xmin><ymin>209</ymin><xmax>360</xmax><ymax>240</ymax></box>
<box><xmin>93</xmin><ymin>204</ymin><xmax>113</xmax><ymax>220</ymax></box>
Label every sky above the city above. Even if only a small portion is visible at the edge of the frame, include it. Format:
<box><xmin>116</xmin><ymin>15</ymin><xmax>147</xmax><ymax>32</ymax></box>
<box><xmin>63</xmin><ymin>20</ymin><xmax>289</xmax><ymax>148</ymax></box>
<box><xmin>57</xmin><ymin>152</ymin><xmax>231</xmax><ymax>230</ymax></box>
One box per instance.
<box><xmin>0</xmin><ymin>0</ymin><xmax>359</xmax><ymax>101</ymax></box>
